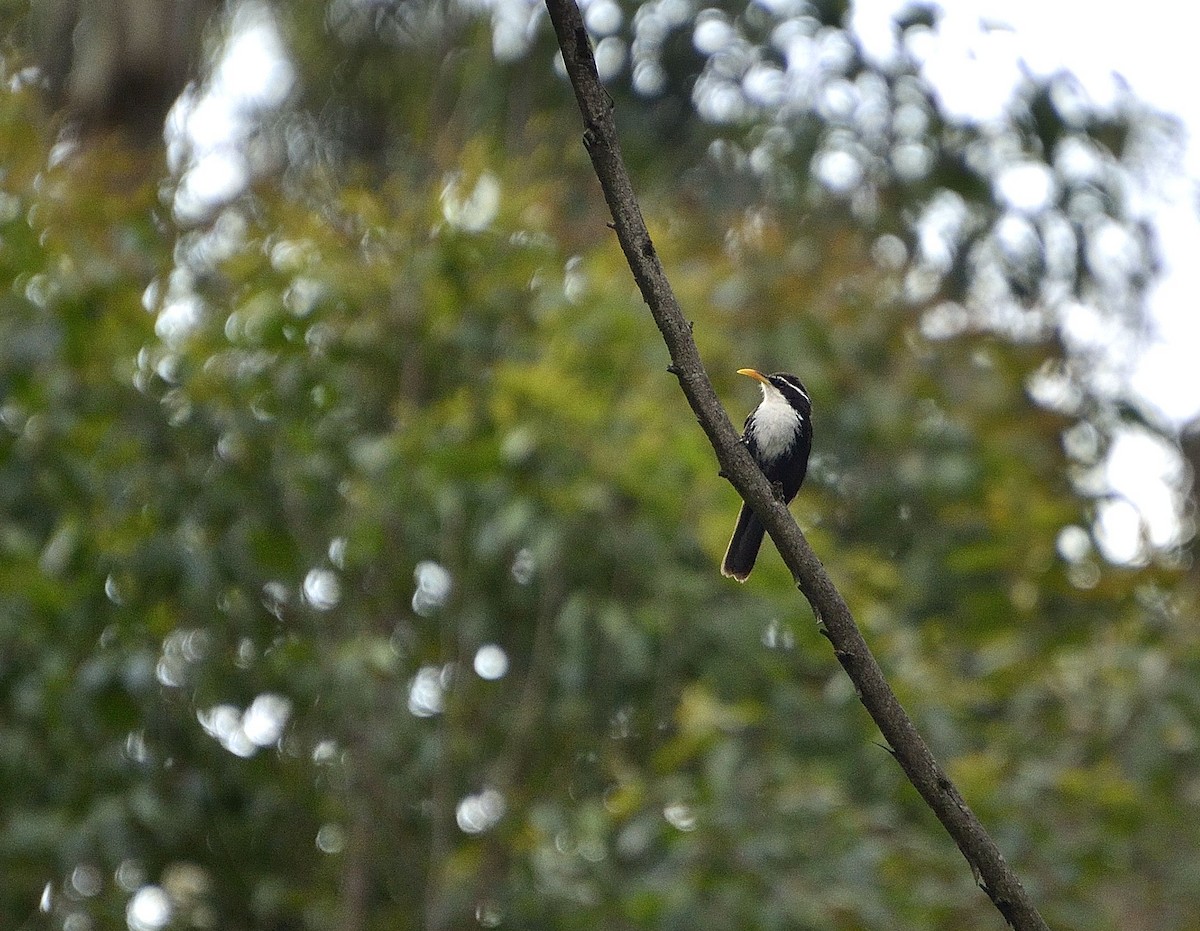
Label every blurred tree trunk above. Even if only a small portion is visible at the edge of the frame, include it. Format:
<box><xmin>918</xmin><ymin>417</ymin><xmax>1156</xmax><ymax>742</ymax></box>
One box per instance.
<box><xmin>1182</xmin><ymin>426</ymin><xmax>1200</xmax><ymax>585</ymax></box>
<box><xmin>30</xmin><ymin>0</ymin><xmax>218</xmax><ymax>139</ymax></box>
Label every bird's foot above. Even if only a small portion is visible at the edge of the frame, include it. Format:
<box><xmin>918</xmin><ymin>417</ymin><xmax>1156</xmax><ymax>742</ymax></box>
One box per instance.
<box><xmin>771</xmin><ymin>481</ymin><xmax>786</xmax><ymax>502</ymax></box>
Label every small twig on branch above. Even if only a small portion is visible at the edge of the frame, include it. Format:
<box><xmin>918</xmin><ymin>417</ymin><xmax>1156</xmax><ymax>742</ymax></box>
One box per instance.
<box><xmin>541</xmin><ymin>2</ymin><xmax>1049</xmax><ymax>928</ymax></box>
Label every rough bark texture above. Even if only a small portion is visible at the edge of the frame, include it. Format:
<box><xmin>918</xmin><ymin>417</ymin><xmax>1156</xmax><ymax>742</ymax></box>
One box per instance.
<box><xmin>542</xmin><ymin>1</ymin><xmax>1050</xmax><ymax>928</ymax></box>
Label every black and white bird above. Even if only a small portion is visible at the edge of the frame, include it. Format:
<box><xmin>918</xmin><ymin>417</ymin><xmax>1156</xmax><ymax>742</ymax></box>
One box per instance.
<box><xmin>721</xmin><ymin>368</ymin><xmax>813</xmax><ymax>582</ymax></box>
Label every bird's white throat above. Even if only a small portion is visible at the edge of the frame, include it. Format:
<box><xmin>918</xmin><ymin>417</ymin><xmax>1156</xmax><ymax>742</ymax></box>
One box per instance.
<box><xmin>750</xmin><ymin>384</ymin><xmax>802</xmax><ymax>460</ymax></box>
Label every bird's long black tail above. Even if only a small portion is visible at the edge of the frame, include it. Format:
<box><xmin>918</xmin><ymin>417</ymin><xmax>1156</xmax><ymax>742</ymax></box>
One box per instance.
<box><xmin>721</xmin><ymin>503</ymin><xmax>766</xmax><ymax>582</ymax></box>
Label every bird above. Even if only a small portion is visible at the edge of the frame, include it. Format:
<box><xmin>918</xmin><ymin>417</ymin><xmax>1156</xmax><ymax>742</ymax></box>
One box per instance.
<box><xmin>721</xmin><ymin>368</ymin><xmax>813</xmax><ymax>582</ymax></box>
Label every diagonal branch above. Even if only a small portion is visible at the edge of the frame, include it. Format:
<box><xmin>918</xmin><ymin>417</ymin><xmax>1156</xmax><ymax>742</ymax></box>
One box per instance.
<box><xmin>541</xmin><ymin>2</ymin><xmax>1049</xmax><ymax>929</ymax></box>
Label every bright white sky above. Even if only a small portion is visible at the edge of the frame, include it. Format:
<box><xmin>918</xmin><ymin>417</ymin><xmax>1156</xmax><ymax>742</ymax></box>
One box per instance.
<box><xmin>976</xmin><ymin>1</ymin><xmax>1200</xmax><ymax>428</ymax></box>
<box><xmin>852</xmin><ymin>0</ymin><xmax>1199</xmax><ymax>561</ymax></box>
<box><xmin>853</xmin><ymin>0</ymin><xmax>1200</xmax><ymax>427</ymax></box>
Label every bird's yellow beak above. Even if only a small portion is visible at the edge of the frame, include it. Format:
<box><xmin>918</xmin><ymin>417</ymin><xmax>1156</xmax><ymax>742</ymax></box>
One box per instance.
<box><xmin>736</xmin><ymin>368</ymin><xmax>770</xmax><ymax>386</ymax></box>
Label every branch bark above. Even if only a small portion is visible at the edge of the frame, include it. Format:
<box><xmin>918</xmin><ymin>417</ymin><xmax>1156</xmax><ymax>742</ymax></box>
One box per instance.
<box><xmin>541</xmin><ymin>3</ymin><xmax>1049</xmax><ymax>928</ymax></box>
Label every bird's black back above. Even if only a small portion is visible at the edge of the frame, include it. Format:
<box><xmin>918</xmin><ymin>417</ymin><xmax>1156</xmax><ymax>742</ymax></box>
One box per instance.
<box><xmin>743</xmin><ymin>373</ymin><xmax>812</xmax><ymax>504</ymax></box>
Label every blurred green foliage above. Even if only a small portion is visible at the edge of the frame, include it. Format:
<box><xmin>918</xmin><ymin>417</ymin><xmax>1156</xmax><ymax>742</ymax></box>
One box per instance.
<box><xmin>2</xmin><ymin>3</ymin><xmax>1198</xmax><ymax>931</ymax></box>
